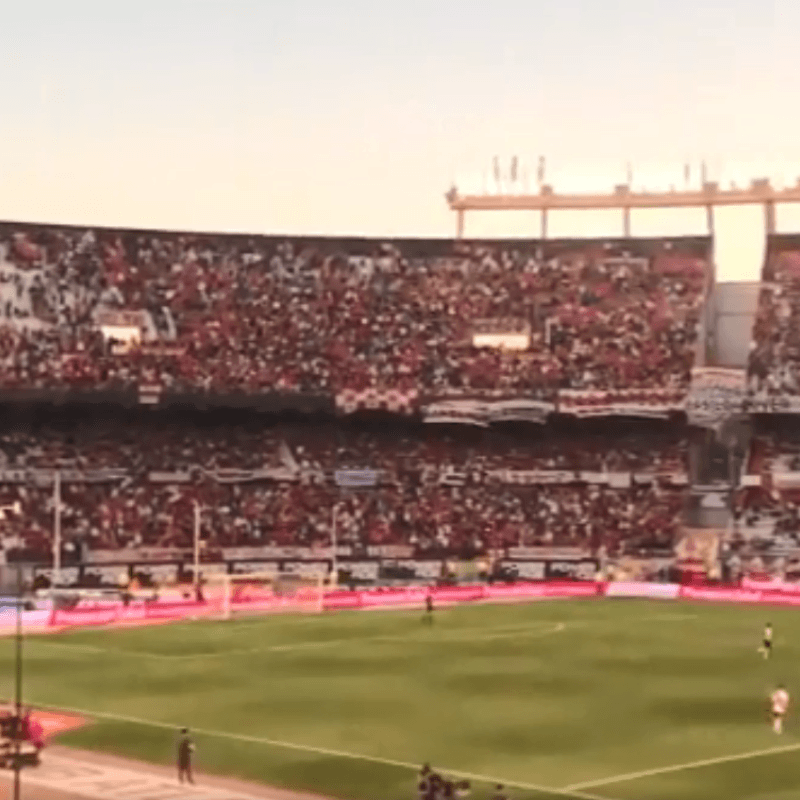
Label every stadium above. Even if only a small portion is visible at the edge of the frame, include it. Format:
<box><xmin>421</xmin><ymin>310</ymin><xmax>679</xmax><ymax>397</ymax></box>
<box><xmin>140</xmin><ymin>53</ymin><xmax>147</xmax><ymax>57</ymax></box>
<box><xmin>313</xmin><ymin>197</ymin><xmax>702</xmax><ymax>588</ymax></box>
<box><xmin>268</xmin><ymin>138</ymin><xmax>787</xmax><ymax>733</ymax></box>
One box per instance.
<box><xmin>0</xmin><ymin>167</ymin><xmax>799</xmax><ymax>800</ymax></box>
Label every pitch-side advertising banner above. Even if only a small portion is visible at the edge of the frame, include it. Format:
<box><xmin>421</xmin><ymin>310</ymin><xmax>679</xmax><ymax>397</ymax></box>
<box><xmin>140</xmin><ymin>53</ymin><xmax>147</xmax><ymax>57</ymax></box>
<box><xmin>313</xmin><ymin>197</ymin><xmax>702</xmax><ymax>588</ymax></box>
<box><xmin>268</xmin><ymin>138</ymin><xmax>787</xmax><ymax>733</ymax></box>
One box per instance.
<box><xmin>36</xmin><ymin>580</ymin><xmax>800</xmax><ymax>631</ymax></box>
<box><xmin>605</xmin><ymin>582</ymin><xmax>680</xmax><ymax>599</ymax></box>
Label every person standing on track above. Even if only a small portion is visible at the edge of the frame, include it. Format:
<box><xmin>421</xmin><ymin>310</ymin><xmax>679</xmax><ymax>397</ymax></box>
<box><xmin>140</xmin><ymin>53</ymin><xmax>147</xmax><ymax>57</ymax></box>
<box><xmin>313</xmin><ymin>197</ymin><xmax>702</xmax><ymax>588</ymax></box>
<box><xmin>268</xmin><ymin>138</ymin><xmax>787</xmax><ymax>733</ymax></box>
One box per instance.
<box><xmin>177</xmin><ymin>727</ymin><xmax>196</xmax><ymax>784</ymax></box>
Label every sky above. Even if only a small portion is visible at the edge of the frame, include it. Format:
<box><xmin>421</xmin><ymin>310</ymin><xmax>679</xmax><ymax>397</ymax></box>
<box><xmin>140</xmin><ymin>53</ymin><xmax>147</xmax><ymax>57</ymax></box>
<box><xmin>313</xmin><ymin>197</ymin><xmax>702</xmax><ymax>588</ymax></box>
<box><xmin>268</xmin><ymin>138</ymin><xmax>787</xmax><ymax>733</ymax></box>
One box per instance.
<box><xmin>2</xmin><ymin>0</ymin><xmax>799</xmax><ymax>282</ymax></box>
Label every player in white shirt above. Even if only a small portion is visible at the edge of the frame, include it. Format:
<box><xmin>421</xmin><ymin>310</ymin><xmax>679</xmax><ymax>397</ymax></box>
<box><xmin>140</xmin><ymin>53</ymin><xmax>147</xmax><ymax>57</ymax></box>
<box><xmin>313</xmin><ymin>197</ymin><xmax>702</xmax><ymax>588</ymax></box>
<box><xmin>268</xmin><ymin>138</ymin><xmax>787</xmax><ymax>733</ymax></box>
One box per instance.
<box><xmin>770</xmin><ymin>685</ymin><xmax>789</xmax><ymax>734</ymax></box>
<box><xmin>758</xmin><ymin>623</ymin><xmax>772</xmax><ymax>660</ymax></box>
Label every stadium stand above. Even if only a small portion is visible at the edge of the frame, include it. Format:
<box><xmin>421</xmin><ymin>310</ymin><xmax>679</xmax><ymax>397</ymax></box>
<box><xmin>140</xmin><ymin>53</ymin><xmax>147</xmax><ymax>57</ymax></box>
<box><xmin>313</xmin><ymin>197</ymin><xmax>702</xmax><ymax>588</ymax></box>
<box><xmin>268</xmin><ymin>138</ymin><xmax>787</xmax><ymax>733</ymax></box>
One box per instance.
<box><xmin>719</xmin><ymin>234</ymin><xmax>800</xmax><ymax>581</ymax></box>
<box><xmin>0</xmin><ymin>410</ymin><xmax>689</xmax><ymax>574</ymax></box>
<box><xmin>0</xmin><ymin>225</ymin><xmax>709</xmax><ymax>401</ymax></box>
<box><xmin>0</xmin><ymin>222</ymin><xmax>716</xmax><ymax>591</ymax></box>
<box><xmin>748</xmin><ymin>234</ymin><xmax>800</xmax><ymax>406</ymax></box>
<box><xmin>731</xmin><ymin>421</ymin><xmax>800</xmax><ymax>578</ymax></box>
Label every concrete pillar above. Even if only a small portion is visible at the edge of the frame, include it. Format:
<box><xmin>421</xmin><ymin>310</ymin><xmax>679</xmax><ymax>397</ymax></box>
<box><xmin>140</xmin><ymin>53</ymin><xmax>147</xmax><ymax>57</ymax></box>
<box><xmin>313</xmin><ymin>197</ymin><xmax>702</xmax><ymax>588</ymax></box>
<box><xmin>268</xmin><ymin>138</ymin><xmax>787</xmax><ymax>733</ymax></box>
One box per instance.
<box><xmin>764</xmin><ymin>201</ymin><xmax>776</xmax><ymax>235</ymax></box>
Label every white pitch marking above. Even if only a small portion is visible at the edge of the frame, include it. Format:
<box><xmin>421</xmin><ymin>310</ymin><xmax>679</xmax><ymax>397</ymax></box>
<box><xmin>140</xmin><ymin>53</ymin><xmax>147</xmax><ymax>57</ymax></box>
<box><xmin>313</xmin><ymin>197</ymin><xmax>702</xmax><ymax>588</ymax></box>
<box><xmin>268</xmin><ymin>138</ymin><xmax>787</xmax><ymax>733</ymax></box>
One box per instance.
<box><xmin>20</xmin><ymin>609</ymin><xmax>693</xmax><ymax>661</ymax></box>
<box><xmin>228</xmin><ymin>619</ymin><xmax>568</xmax><ymax>655</ymax></box>
<box><xmin>30</xmin><ymin>703</ymin><xmax>616</xmax><ymax>800</ymax></box>
<box><xmin>564</xmin><ymin>740</ymin><xmax>800</xmax><ymax>791</ymax></box>
<box><xmin>26</xmin><ymin>640</ymin><xmax>113</xmax><ymax>655</ymax></box>
<box><xmin>23</xmin><ymin>620</ymin><xmax>568</xmax><ymax>660</ymax></box>
<box><xmin>645</xmin><ymin>613</ymin><xmax>698</xmax><ymax>621</ymax></box>
<box><xmin>267</xmin><ymin>608</ymin><xmax>676</xmax><ymax>652</ymax></box>
<box><xmin>26</xmin><ymin>639</ymin><xmax>181</xmax><ymax>661</ymax></box>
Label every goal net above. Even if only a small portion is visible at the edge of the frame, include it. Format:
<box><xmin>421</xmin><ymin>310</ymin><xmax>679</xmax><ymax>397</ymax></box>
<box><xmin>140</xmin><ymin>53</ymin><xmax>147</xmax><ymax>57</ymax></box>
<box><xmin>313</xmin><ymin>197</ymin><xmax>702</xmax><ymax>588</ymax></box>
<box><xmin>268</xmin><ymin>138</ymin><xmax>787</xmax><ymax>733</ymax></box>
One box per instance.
<box><xmin>206</xmin><ymin>571</ymin><xmax>332</xmax><ymax>620</ymax></box>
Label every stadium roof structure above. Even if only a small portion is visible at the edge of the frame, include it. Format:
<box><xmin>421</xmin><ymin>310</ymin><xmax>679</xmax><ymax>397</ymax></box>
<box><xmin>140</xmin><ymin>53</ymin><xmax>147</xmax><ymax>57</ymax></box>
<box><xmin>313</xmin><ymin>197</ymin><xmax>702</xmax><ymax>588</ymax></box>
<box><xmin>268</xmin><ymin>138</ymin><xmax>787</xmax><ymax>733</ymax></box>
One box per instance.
<box><xmin>445</xmin><ymin>178</ymin><xmax>800</xmax><ymax>239</ymax></box>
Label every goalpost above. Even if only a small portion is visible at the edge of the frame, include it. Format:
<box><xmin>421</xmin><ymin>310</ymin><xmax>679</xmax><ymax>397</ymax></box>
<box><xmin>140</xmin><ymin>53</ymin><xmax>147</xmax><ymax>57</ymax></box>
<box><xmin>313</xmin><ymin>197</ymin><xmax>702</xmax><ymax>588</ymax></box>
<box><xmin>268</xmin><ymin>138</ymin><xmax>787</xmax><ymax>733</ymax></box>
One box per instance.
<box><xmin>205</xmin><ymin>571</ymin><xmax>334</xmax><ymax>620</ymax></box>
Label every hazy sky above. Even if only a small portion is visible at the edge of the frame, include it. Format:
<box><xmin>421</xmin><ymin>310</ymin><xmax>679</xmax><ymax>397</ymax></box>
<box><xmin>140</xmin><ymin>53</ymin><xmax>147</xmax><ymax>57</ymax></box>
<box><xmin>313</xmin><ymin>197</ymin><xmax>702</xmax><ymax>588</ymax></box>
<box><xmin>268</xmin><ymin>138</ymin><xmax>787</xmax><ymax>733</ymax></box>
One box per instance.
<box><xmin>2</xmin><ymin>0</ymin><xmax>799</xmax><ymax>281</ymax></box>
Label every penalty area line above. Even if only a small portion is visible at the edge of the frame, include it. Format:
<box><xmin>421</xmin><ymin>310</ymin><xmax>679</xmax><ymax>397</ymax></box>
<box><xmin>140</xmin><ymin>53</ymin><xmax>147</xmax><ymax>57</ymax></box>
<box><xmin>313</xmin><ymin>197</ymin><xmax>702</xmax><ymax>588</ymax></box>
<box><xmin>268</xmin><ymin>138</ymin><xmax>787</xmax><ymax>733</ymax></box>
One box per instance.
<box><xmin>34</xmin><ymin>702</ymin><xmax>616</xmax><ymax>800</ymax></box>
<box><xmin>23</xmin><ymin>620</ymin><xmax>567</xmax><ymax>660</ymax></box>
<box><xmin>564</xmin><ymin>740</ymin><xmax>800</xmax><ymax>791</ymax></box>
<box><xmin>20</xmin><ymin>609</ymin><xmax>690</xmax><ymax>661</ymax></box>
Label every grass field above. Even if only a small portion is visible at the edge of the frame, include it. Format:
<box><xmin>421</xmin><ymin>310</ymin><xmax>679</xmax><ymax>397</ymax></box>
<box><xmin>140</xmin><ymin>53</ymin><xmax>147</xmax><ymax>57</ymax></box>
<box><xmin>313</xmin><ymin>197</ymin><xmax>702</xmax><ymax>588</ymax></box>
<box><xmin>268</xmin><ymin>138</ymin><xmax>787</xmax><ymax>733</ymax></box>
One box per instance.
<box><xmin>1</xmin><ymin>598</ymin><xmax>799</xmax><ymax>800</ymax></box>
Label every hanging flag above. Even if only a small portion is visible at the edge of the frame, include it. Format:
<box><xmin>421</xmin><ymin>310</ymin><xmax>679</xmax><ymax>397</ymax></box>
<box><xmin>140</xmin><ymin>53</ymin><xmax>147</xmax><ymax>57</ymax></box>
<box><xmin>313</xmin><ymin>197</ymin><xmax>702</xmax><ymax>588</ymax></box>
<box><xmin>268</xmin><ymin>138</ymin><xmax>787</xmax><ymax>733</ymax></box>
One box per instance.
<box><xmin>423</xmin><ymin>399</ymin><xmax>489</xmax><ymax>427</ymax></box>
<box><xmin>684</xmin><ymin>163</ymin><xmax>690</xmax><ymax>184</ymax></box>
<box><xmin>510</xmin><ymin>156</ymin><xmax>518</xmax><ymax>182</ymax></box>
<box><xmin>486</xmin><ymin>398</ymin><xmax>554</xmax><ymax>425</ymax></box>
<box><xmin>278</xmin><ymin>441</ymin><xmax>300</xmax><ymax>473</ymax></box>
<box><xmin>537</xmin><ymin>156</ymin><xmax>545</xmax><ymax>184</ymax></box>
<box><xmin>493</xmin><ymin>156</ymin><xmax>500</xmax><ymax>184</ymax></box>
<box><xmin>701</xmin><ymin>161</ymin><xmax>708</xmax><ymax>185</ymax></box>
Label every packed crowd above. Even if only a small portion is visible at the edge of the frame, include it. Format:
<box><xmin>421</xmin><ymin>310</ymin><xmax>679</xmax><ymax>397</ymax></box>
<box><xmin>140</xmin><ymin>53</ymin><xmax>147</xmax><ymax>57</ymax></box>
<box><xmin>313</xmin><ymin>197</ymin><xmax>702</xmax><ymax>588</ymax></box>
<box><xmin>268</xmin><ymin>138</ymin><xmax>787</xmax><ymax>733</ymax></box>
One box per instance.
<box><xmin>749</xmin><ymin>240</ymin><xmax>800</xmax><ymax>398</ymax></box>
<box><xmin>733</xmin><ymin>430</ymin><xmax>800</xmax><ymax>560</ymax></box>
<box><xmin>0</xmin><ymin>417</ymin><xmax>689</xmax><ymax>561</ymax></box>
<box><xmin>746</xmin><ymin>431</ymin><xmax>800</xmax><ymax>476</ymax></box>
<box><xmin>0</xmin><ymin>225</ymin><xmax>708</xmax><ymax>397</ymax></box>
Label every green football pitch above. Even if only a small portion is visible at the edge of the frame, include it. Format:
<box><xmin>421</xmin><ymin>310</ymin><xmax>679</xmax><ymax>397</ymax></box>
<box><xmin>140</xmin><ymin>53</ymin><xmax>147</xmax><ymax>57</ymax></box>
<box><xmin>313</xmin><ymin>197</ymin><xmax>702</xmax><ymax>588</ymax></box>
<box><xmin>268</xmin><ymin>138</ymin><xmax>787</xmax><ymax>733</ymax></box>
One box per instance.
<box><xmin>2</xmin><ymin>598</ymin><xmax>800</xmax><ymax>800</ymax></box>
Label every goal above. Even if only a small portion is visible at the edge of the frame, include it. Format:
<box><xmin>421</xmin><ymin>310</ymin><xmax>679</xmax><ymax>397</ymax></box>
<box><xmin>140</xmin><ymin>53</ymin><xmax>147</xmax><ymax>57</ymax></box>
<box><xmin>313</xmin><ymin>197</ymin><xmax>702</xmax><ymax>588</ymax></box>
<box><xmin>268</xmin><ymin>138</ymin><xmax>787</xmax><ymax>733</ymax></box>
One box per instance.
<box><xmin>206</xmin><ymin>571</ymin><xmax>332</xmax><ymax>620</ymax></box>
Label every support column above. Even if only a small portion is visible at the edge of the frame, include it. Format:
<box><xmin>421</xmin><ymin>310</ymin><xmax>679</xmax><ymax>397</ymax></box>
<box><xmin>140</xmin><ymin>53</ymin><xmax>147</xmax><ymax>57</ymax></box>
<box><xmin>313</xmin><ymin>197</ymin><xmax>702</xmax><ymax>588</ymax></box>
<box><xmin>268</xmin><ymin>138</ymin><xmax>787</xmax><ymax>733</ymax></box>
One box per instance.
<box><xmin>764</xmin><ymin>201</ymin><xmax>776</xmax><ymax>235</ymax></box>
<box><xmin>540</xmin><ymin>209</ymin><xmax>548</xmax><ymax>239</ymax></box>
<box><xmin>706</xmin><ymin>204</ymin><xmax>715</xmax><ymax>237</ymax></box>
<box><xmin>623</xmin><ymin>207</ymin><xmax>631</xmax><ymax>237</ymax></box>
<box><xmin>456</xmin><ymin>209</ymin><xmax>464</xmax><ymax>239</ymax></box>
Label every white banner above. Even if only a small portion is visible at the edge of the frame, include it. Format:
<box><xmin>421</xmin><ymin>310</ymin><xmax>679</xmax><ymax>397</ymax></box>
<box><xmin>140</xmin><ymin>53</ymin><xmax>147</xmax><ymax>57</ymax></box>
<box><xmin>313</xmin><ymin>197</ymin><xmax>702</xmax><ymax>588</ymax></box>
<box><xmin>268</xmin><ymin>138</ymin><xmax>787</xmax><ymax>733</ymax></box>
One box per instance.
<box><xmin>439</xmin><ymin>469</ymin><xmax>468</xmax><ymax>486</ymax></box>
<box><xmin>489</xmin><ymin>469</ymin><xmax>576</xmax><ymax>485</ymax></box>
<box><xmin>95</xmin><ymin>309</ymin><xmax>148</xmax><ymax>328</ymax></box>
<box><xmin>86</xmin><ymin>547</ymin><xmax>189</xmax><ymax>564</ymax></box>
<box><xmin>485</xmin><ymin>399</ymin><xmax>554</xmax><ymax>425</ymax></box>
<box><xmin>0</xmin><ymin>468</ymin><xmax>128</xmax><ymax>485</ymax></box>
<box><xmin>605</xmin><ymin>582</ymin><xmax>680</xmax><ymax>599</ymax></box>
<box><xmin>773</xmin><ymin>472</ymin><xmax>800</xmax><ymax>490</ymax></box>
<box><xmin>222</xmin><ymin>545</ymin><xmax>351</xmax><ymax>561</ymax></box>
<box><xmin>366</xmin><ymin>545</ymin><xmax>414</xmax><ymax>558</ymax></box>
<box><xmin>558</xmin><ymin>388</ymin><xmax>684</xmax><ymax>418</ymax></box>
<box><xmin>686</xmin><ymin>367</ymin><xmax>746</xmax><ymax>430</ymax></box>
<box><xmin>149</xmin><ymin>471</ymin><xmax>192</xmax><ymax>483</ymax></box>
<box><xmin>335</xmin><ymin>469</ymin><xmax>380</xmax><ymax>488</ymax></box>
<box><xmin>507</xmin><ymin>546</ymin><xmax>588</xmax><ymax>559</ymax></box>
<box><xmin>424</xmin><ymin>399</ymin><xmax>490</xmax><ymax>427</ymax></box>
<box><xmin>745</xmin><ymin>395</ymin><xmax>800</xmax><ymax>414</ymax></box>
<box><xmin>740</xmin><ymin>474</ymin><xmax>762</xmax><ymax>487</ymax></box>
<box><xmin>207</xmin><ymin>466</ymin><xmax>298</xmax><ymax>484</ymax></box>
